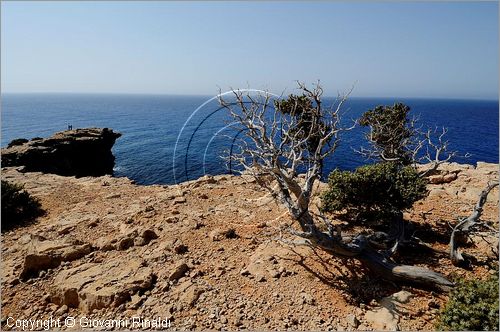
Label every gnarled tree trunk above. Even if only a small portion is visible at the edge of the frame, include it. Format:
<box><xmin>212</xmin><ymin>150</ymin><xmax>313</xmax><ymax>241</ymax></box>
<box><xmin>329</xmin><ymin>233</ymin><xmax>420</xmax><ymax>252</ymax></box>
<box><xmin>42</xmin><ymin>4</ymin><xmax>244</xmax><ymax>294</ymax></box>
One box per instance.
<box><xmin>295</xmin><ymin>211</ymin><xmax>454</xmax><ymax>291</ymax></box>
<box><xmin>449</xmin><ymin>182</ymin><xmax>498</xmax><ymax>266</ymax></box>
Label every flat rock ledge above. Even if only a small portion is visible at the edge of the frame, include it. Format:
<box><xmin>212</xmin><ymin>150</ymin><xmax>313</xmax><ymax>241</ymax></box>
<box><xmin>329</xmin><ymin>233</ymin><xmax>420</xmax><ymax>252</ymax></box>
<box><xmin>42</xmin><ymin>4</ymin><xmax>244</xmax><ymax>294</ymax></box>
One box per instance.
<box><xmin>51</xmin><ymin>258</ymin><xmax>155</xmax><ymax>313</ymax></box>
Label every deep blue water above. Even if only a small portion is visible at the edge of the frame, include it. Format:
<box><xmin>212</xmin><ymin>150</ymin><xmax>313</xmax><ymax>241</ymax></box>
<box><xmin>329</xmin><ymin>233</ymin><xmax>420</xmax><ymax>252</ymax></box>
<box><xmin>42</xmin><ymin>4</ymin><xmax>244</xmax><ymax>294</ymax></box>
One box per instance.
<box><xmin>1</xmin><ymin>94</ymin><xmax>498</xmax><ymax>185</ymax></box>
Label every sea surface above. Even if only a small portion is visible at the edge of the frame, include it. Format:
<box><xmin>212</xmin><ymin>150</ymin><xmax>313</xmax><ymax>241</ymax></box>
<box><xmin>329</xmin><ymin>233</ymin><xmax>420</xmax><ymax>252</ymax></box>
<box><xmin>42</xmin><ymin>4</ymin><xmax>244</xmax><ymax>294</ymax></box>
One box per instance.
<box><xmin>1</xmin><ymin>93</ymin><xmax>498</xmax><ymax>185</ymax></box>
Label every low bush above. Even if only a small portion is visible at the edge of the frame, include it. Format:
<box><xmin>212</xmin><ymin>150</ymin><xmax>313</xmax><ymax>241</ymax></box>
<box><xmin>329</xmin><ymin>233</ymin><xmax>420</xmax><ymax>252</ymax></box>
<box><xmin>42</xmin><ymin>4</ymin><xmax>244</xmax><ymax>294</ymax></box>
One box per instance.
<box><xmin>1</xmin><ymin>180</ymin><xmax>44</xmax><ymax>232</ymax></box>
<box><xmin>437</xmin><ymin>274</ymin><xmax>499</xmax><ymax>331</ymax></box>
<box><xmin>7</xmin><ymin>138</ymin><xmax>29</xmax><ymax>148</ymax></box>
<box><xmin>321</xmin><ymin>162</ymin><xmax>427</xmax><ymax>218</ymax></box>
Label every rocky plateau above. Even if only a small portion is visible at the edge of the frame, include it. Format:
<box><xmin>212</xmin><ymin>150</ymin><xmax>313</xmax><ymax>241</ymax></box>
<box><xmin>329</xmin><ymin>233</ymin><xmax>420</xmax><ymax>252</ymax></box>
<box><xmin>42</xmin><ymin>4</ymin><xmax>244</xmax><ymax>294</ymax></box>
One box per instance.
<box><xmin>0</xmin><ymin>161</ymin><xmax>498</xmax><ymax>331</ymax></box>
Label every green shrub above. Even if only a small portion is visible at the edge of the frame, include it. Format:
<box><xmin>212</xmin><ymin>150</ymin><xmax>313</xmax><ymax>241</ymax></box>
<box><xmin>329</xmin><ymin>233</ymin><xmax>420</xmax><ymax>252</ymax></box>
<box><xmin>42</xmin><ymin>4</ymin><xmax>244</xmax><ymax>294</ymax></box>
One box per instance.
<box><xmin>7</xmin><ymin>138</ymin><xmax>29</xmax><ymax>148</ymax></box>
<box><xmin>321</xmin><ymin>162</ymin><xmax>427</xmax><ymax>217</ymax></box>
<box><xmin>437</xmin><ymin>274</ymin><xmax>499</xmax><ymax>331</ymax></box>
<box><xmin>1</xmin><ymin>180</ymin><xmax>44</xmax><ymax>232</ymax></box>
<box><xmin>274</xmin><ymin>94</ymin><xmax>331</xmax><ymax>157</ymax></box>
<box><xmin>359</xmin><ymin>103</ymin><xmax>414</xmax><ymax>165</ymax></box>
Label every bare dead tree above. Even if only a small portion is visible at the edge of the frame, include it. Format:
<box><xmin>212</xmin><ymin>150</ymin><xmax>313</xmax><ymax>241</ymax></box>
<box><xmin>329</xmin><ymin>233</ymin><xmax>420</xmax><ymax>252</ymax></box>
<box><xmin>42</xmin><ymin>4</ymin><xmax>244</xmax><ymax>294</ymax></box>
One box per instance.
<box><xmin>449</xmin><ymin>182</ymin><xmax>499</xmax><ymax>266</ymax></box>
<box><xmin>219</xmin><ymin>82</ymin><xmax>454</xmax><ymax>291</ymax></box>
<box><xmin>415</xmin><ymin>126</ymin><xmax>471</xmax><ymax>177</ymax></box>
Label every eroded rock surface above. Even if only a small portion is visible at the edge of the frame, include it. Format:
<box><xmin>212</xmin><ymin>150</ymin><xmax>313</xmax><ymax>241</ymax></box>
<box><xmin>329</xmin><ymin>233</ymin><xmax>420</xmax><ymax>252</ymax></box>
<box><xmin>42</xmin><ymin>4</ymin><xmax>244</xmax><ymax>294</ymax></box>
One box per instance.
<box><xmin>51</xmin><ymin>257</ymin><xmax>155</xmax><ymax>312</ymax></box>
<box><xmin>20</xmin><ymin>234</ymin><xmax>93</xmax><ymax>280</ymax></box>
<box><xmin>1</xmin><ymin>128</ymin><xmax>121</xmax><ymax>176</ymax></box>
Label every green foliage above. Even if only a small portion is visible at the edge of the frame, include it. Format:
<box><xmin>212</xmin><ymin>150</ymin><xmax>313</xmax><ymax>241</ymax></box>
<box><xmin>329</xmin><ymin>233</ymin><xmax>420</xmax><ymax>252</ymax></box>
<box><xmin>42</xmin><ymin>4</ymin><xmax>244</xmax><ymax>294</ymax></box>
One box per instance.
<box><xmin>274</xmin><ymin>94</ymin><xmax>330</xmax><ymax>156</ymax></box>
<box><xmin>1</xmin><ymin>180</ymin><xmax>44</xmax><ymax>232</ymax></box>
<box><xmin>321</xmin><ymin>162</ymin><xmax>427</xmax><ymax>217</ymax></box>
<box><xmin>437</xmin><ymin>274</ymin><xmax>499</xmax><ymax>331</ymax></box>
<box><xmin>7</xmin><ymin>138</ymin><xmax>29</xmax><ymax>148</ymax></box>
<box><xmin>359</xmin><ymin>103</ymin><xmax>414</xmax><ymax>164</ymax></box>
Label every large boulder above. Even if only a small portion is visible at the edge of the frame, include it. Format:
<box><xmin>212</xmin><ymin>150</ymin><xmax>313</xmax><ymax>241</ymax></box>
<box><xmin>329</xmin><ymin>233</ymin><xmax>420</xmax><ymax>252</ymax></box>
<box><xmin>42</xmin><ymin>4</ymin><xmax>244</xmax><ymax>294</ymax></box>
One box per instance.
<box><xmin>1</xmin><ymin>128</ymin><xmax>121</xmax><ymax>177</ymax></box>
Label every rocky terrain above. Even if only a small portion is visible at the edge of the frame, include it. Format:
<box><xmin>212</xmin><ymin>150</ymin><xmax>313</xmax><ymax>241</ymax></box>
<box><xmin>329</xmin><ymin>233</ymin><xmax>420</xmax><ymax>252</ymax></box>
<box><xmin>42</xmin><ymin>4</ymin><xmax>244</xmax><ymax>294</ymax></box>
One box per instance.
<box><xmin>1</xmin><ymin>128</ymin><xmax>121</xmax><ymax>177</ymax></box>
<box><xmin>0</xmin><ymin>162</ymin><xmax>498</xmax><ymax>331</ymax></box>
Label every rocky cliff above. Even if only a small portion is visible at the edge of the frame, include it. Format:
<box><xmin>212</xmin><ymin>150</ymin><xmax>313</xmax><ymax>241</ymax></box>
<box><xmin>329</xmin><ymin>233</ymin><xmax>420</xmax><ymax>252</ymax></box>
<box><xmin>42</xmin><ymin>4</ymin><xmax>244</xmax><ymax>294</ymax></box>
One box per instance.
<box><xmin>1</xmin><ymin>128</ymin><xmax>121</xmax><ymax>177</ymax></box>
<box><xmin>0</xmin><ymin>162</ymin><xmax>498</xmax><ymax>331</ymax></box>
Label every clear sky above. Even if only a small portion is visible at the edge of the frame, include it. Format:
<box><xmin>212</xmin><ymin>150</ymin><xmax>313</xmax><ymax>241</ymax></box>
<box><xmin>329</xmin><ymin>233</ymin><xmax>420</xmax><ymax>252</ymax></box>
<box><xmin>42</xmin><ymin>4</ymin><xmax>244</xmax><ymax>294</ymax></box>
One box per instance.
<box><xmin>1</xmin><ymin>1</ymin><xmax>498</xmax><ymax>99</ymax></box>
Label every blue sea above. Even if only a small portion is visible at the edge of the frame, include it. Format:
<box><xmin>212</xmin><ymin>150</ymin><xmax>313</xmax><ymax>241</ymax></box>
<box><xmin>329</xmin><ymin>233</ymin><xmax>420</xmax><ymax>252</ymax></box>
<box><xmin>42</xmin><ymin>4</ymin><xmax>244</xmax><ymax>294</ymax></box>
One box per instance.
<box><xmin>1</xmin><ymin>94</ymin><xmax>498</xmax><ymax>185</ymax></box>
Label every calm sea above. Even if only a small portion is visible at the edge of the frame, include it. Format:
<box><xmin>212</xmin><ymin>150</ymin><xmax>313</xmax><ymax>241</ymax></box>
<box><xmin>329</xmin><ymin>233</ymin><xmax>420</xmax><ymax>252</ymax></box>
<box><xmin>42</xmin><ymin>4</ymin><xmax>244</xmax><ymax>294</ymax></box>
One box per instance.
<box><xmin>1</xmin><ymin>94</ymin><xmax>498</xmax><ymax>185</ymax></box>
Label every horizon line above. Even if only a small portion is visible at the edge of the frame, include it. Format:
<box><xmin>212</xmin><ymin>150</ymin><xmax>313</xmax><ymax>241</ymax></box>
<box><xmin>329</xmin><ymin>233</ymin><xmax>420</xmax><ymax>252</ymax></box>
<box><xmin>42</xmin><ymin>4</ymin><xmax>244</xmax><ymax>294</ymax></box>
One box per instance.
<box><xmin>1</xmin><ymin>91</ymin><xmax>498</xmax><ymax>102</ymax></box>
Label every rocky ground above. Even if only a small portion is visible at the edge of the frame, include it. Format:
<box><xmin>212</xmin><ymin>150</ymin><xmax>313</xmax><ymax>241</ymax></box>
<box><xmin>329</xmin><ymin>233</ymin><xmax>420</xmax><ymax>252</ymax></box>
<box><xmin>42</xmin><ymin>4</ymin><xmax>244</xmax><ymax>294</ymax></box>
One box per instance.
<box><xmin>1</xmin><ymin>162</ymin><xmax>498</xmax><ymax>331</ymax></box>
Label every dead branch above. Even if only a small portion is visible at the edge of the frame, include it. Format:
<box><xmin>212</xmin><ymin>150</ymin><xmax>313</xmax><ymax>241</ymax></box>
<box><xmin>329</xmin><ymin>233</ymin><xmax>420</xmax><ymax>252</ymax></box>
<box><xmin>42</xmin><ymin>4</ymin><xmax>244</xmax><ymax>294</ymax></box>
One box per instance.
<box><xmin>449</xmin><ymin>182</ymin><xmax>499</xmax><ymax>266</ymax></box>
<box><xmin>416</xmin><ymin>127</ymin><xmax>471</xmax><ymax>177</ymax></box>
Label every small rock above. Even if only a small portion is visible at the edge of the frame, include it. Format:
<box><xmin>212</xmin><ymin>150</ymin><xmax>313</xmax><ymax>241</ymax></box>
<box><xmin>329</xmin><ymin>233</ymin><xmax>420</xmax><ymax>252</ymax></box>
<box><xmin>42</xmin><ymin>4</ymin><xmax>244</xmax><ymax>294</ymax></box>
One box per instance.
<box><xmin>97</xmin><ymin>238</ymin><xmax>116</xmax><ymax>251</ymax></box>
<box><xmin>173</xmin><ymin>197</ymin><xmax>187</xmax><ymax>205</ymax></box>
<box><xmin>141</xmin><ymin>229</ymin><xmax>158</xmax><ymax>243</ymax></box>
<box><xmin>427</xmin><ymin>299</ymin><xmax>440</xmax><ymax>309</ymax></box>
<box><xmin>443</xmin><ymin>173</ymin><xmax>458</xmax><ymax>182</ymax></box>
<box><xmin>240</xmin><ymin>269</ymin><xmax>250</xmax><ymax>276</ymax></box>
<box><xmin>55</xmin><ymin>305</ymin><xmax>68</xmax><ymax>316</ymax></box>
<box><xmin>299</xmin><ymin>292</ymin><xmax>315</xmax><ymax>305</ymax></box>
<box><xmin>58</xmin><ymin>226</ymin><xmax>74</xmax><ymax>235</ymax></box>
<box><xmin>181</xmin><ymin>287</ymin><xmax>204</xmax><ymax>307</ymax></box>
<box><xmin>165</xmin><ymin>216</ymin><xmax>179</xmax><ymax>224</ymax></box>
<box><xmin>88</xmin><ymin>219</ymin><xmax>99</xmax><ymax>228</ymax></box>
<box><xmin>256</xmin><ymin>275</ymin><xmax>266</xmax><ymax>282</ymax></box>
<box><xmin>270</xmin><ymin>269</ymin><xmax>281</xmax><ymax>279</ymax></box>
<box><xmin>209</xmin><ymin>229</ymin><xmax>224</xmax><ymax>241</ymax></box>
<box><xmin>193</xmin><ymin>221</ymin><xmax>205</xmax><ymax>229</ymax></box>
<box><xmin>346</xmin><ymin>314</ymin><xmax>359</xmax><ymax>328</ymax></box>
<box><xmin>174</xmin><ymin>244</ymin><xmax>189</xmax><ymax>254</ymax></box>
<box><xmin>224</xmin><ymin>228</ymin><xmax>238</xmax><ymax>239</ymax></box>
<box><xmin>117</xmin><ymin>237</ymin><xmax>134</xmax><ymax>250</ymax></box>
<box><xmin>169</xmin><ymin>262</ymin><xmax>189</xmax><ymax>281</ymax></box>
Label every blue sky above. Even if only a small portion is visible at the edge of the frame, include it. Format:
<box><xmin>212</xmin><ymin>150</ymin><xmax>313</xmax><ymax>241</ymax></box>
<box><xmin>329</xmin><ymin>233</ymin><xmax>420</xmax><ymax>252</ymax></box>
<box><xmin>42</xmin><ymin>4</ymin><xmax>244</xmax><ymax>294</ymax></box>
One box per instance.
<box><xmin>1</xmin><ymin>1</ymin><xmax>498</xmax><ymax>99</ymax></box>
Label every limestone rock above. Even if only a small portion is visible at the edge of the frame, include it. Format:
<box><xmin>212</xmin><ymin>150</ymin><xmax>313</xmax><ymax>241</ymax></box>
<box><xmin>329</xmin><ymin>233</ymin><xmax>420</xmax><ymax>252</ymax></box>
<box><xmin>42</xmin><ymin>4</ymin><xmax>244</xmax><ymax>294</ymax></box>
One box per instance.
<box><xmin>245</xmin><ymin>243</ymin><xmax>308</xmax><ymax>280</ymax></box>
<box><xmin>364</xmin><ymin>290</ymin><xmax>413</xmax><ymax>331</ymax></box>
<box><xmin>1</xmin><ymin>128</ymin><xmax>121</xmax><ymax>177</ymax></box>
<box><xmin>169</xmin><ymin>261</ymin><xmax>189</xmax><ymax>281</ymax></box>
<box><xmin>209</xmin><ymin>228</ymin><xmax>238</xmax><ymax>241</ymax></box>
<box><xmin>99</xmin><ymin>228</ymin><xmax>158</xmax><ymax>251</ymax></box>
<box><xmin>476</xmin><ymin>162</ymin><xmax>498</xmax><ymax>175</ymax></box>
<box><xmin>346</xmin><ymin>314</ymin><xmax>360</xmax><ymax>328</ymax></box>
<box><xmin>20</xmin><ymin>235</ymin><xmax>93</xmax><ymax>279</ymax></box>
<box><xmin>428</xmin><ymin>172</ymin><xmax>457</xmax><ymax>184</ymax></box>
<box><xmin>51</xmin><ymin>258</ymin><xmax>155</xmax><ymax>312</ymax></box>
<box><xmin>173</xmin><ymin>196</ymin><xmax>187</xmax><ymax>205</ymax></box>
